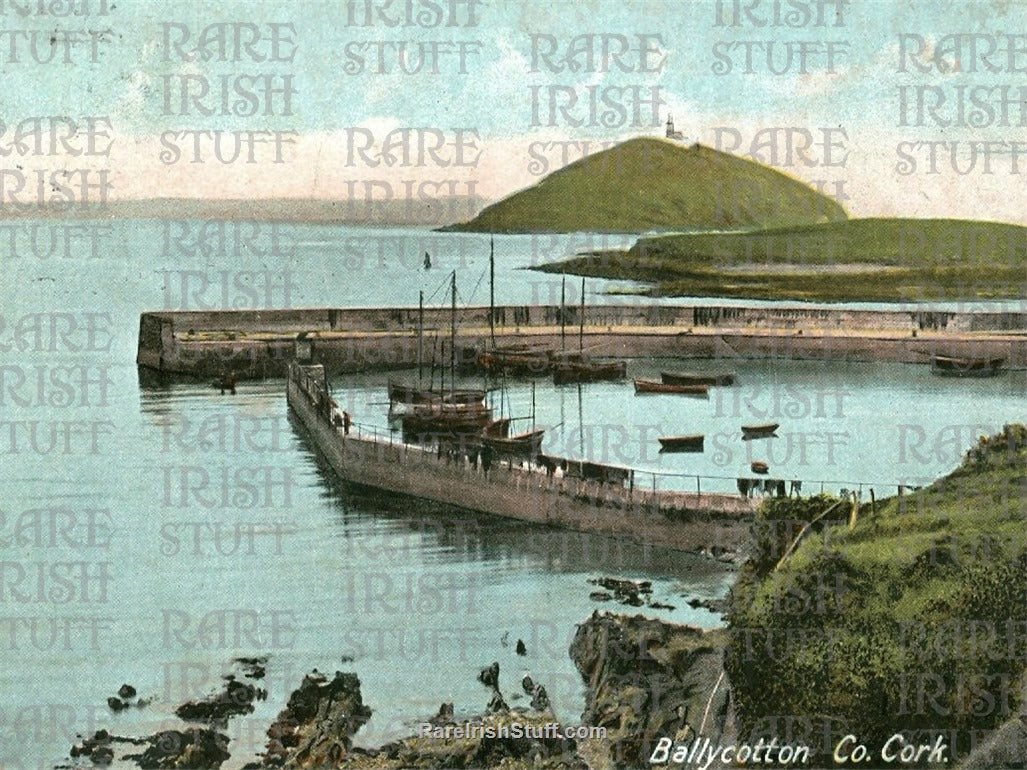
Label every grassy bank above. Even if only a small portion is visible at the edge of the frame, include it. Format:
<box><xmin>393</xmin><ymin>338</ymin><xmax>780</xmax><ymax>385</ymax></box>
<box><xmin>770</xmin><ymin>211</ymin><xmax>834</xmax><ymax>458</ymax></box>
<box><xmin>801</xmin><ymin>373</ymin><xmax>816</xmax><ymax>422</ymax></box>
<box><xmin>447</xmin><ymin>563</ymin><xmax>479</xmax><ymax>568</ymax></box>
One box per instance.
<box><xmin>535</xmin><ymin>218</ymin><xmax>1027</xmax><ymax>302</ymax></box>
<box><xmin>726</xmin><ymin>425</ymin><xmax>1027</xmax><ymax>764</ymax></box>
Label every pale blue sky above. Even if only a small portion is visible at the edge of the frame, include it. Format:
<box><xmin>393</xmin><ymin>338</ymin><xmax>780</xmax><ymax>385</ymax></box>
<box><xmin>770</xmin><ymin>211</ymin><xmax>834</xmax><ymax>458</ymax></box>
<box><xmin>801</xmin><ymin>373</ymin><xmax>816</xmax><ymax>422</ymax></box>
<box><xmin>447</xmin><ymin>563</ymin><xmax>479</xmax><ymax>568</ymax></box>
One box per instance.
<box><xmin>2</xmin><ymin>0</ymin><xmax>1025</xmax><ymax>220</ymax></box>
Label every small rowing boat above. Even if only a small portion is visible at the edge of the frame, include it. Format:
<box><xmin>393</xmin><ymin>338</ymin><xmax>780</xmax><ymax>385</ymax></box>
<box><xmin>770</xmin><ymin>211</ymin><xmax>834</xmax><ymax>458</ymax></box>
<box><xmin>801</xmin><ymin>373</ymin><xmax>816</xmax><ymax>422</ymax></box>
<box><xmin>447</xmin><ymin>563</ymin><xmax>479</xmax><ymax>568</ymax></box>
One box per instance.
<box><xmin>634</xmin><ymin>379</ymin><xmax>709</xmax><ymax>396</ymax></box>
<box><xmin>661</xmin><ymin>371</ymin><xmax>735</xmax><ymax>387</ymax></box>
<box><xmin>658</xmin><ymin>434</ymin><xmax>704</xmax><ymax>453</ymax></box>
<box><xmin>553</xmin><ymin>359</ymin><xmax>627</xmax><ymax>385</ymax></box>
<box><xmin>930</xmin><ymin>354</ymin><xmax>1005</xmax><ymax>378</ymax></box>
<box><xmin>741</xmin><ymin>423</ymin><xmax>779</xmax><ymax>439</ymax></box>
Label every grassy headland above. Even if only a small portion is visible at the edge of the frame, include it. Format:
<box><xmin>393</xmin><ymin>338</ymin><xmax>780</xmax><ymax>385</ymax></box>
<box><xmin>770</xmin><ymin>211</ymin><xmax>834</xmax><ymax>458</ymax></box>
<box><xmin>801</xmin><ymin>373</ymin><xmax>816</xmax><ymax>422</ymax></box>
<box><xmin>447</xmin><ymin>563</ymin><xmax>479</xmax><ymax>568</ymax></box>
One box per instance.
<box><xmin>535</xmin><ymin>217</ymin><xmax>1027</xmax><ymax>301</ymax></box>
<box><xmin>446</xmin><ymin>137</ymin><xmax>846</xmax><ymax>234</ymax></box>
<box><xmin>726</xmin><ymin>425</ymin><xmax>1027</xmax><ymax>764</ymax></box>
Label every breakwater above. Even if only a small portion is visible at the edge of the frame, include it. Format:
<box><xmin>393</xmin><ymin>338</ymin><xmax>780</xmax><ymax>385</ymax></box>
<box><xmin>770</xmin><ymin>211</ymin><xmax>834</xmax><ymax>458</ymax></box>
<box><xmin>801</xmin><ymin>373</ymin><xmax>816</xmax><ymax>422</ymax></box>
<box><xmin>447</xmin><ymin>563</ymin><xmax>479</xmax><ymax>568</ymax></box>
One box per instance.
<box><xmin>286</xmin><ymin>363</ymin><xmax>755</xmax><ymax>553</ymax></box>
<box><xmin>138</xmin><ymin>304</ymin><xmax>1027</xmax><ymax>377</ymax></box>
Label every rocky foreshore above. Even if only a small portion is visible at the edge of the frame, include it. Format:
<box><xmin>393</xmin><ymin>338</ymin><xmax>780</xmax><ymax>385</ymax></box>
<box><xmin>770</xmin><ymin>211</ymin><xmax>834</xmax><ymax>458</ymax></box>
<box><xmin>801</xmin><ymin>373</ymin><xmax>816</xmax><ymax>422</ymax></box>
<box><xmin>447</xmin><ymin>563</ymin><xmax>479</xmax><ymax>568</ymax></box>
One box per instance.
<box><xmin>60</xmin><ymin>609</ymin><xmax>733</xmax><ymax>770</ymax></box>
<box><xmin>570</xmin><ymin>612</ymin><xmax>732</xmax><ymax>768</ymax></box>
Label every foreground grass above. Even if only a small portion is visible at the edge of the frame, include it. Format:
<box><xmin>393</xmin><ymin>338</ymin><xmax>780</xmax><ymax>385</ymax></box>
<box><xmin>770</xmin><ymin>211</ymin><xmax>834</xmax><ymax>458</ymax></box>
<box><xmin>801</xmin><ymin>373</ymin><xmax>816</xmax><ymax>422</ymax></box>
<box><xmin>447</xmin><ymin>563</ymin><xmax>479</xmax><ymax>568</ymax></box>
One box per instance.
<box><xmin>726</xmin><ymin>425</ymin><xmax>1027</xmax><ymax>764</ymax></box>
<box><xmin>535</xmin><ymin>218</ymin><xmax>1027</xmax><ymax>301</ymax></box>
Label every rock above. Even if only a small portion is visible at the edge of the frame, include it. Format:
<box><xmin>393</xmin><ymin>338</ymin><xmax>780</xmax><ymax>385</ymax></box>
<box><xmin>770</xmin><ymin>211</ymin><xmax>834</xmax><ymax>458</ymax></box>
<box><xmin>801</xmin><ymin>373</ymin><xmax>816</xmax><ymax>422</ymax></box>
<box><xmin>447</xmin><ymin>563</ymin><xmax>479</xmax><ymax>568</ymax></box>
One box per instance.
<box><xmin>478</xmin><ymin>661</ymin><xmax>500</xmax><ymax>690</ymax></box>
<box><xmin>486</xmin><ymin>690</ymin><xmax>509</xmax><ymax>714</ymax></box>
<box><xmin>233</xmin><ymin>656</ymin><xmax>268</xmax><ymax>680</ymax></box>
<box><xmin>648</xmin><ymin>600</ymin><xmax>676</xmax><ymax>610</ymax></box>
<box><xmin>530</xmin><ymin>684</ymin><xmax>551</xmax><ymax>712</ymax></box>
<box><xmin>383</xmin><ymin>713</ymin><xmax>586</xmax><ymax>769</ymax></box>
<box><xmin>430</xmin><ymin>702</ymin><xmax>455</xmax><ymax>727</ymax></box>
<box><xmin>522</xmin><ymin>675</ymin><xmax>535</xmax><ymax>695</ymax></box>
<box><xmin>686</xmin><ymin>596</ymin><xmax>729</xmax><ymax>614</ymax></box>
<box><xmin>128</xmin><ymin>728</ymin><xmax>230</xmax><ymax>769</ymax></box>
<box><xmin>175</xmin><ymin>678</ymin><xmax>257</xmax><ymax>723</ymax></box>
<box><xmin>515</xmin><ymin>639</ymin><xmax>527</xmax><ymax>656</ymax></box>
<box><xmin>118</xmin><ymin>684</ymin><xmax>137</xmax><ymax>700</ymax></box>
<box><xmin>587</xmin><ymin>577</ymin><xmax>653</xmax><ymax>608</ymax></box>
<box><xmin>258</xmin><ymin>670</ymin><xmax>371</xmax><ymax>767</ymax></box>
<box><xmin>570</xmin><ymin>611</ymin><xmax>730</xmax><ymax>768</ymax></box>
<box><xmin>589</xmin><ymin>591</ymin><xmax>613</xmax><ymax>601</ymax></box>
<box><xmin>107</xmin><ymin>697</ymin><xmax>127</xmax><ymax>712</ymax></box>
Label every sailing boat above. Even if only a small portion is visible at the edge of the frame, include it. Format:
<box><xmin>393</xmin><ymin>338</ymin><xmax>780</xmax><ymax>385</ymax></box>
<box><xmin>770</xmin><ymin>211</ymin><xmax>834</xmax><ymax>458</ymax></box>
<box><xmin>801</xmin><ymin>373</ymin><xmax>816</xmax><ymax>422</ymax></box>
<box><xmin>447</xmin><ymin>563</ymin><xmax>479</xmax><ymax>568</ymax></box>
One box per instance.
<box><xmin>388</xmin><ymin>288</ymin><xmax>487</xmax><ymax>408</ymax></box>
<box><xmin>481</xmin><ymin>380</ymin><xmax>545</xmax><ymax>459</ymax></box>
<box><xmin>401</xmin><ymin>272</ymin><xmax>492</xmax><ymax>436</ymax></box>
<box><xmin>479</xmin><ymin>241</ymin><xmax>545</xmax><ymax>457</ymax></box>
<box><xmin>476</xmin><ymin>236</ymin><xmax>553</xmax><ymax>376</ymax></box>
<box><xmin>552</xmin><ymin>277</ymin><xmax>627</xmax><ymax>385</ymax></box>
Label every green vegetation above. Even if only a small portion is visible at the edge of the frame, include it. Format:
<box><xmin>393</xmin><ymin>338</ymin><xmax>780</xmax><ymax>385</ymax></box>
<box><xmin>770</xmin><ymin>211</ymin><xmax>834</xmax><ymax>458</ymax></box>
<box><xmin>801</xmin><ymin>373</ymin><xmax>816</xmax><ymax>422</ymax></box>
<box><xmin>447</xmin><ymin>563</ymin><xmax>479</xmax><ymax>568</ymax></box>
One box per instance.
<box><xmin>536</xmin><ymin>217</ymin><xmax>1027</xmax><ymax>301</ymax></box>
<box><xmin>726</xmin><ymin>425</ymin><xmax>1027</xmax><ymax>764</ymax></box>
<box><xmin>446</xmin><ymin>137</ymin><xmax>846</xmax><ymax>234</ymax></box>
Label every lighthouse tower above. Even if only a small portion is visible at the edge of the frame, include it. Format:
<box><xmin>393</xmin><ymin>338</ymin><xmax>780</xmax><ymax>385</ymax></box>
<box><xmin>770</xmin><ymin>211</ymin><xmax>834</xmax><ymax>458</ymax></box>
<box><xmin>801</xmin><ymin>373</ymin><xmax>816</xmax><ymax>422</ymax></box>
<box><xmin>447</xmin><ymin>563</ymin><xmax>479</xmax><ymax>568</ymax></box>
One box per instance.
<box><xmin>665</xmin><ymin>114</ymin><xmax>684</xmax><ymax>141</ymax></box>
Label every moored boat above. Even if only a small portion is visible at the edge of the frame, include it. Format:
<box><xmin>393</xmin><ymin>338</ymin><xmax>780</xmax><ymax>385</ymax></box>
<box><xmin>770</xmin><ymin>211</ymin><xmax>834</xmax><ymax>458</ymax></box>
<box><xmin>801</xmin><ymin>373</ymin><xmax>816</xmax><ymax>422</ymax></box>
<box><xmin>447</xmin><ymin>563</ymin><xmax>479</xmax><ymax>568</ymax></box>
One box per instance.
<box><xmin>634</xmin><ymin>379</ymin><xmax>709</xmax><ymax>396</ymax></box>
<box><xmin>741</xmin><ymin>423</ymin><xmax>779</xmax><ymax>439</ymax></box>
<box><xmin>930</xmin><ymin>354</ymin><xmax>1005</xmax><ymax>378</ymax></box>
<box><xmin>387</xmin><ymin>380</ymin><xmax>486</xmax><ymax>406</ymax></box>
<box><xmin>553</xmin><ymin>359</ymin><xmax>627</xmax><ymax>385</ymax></box>
<box><xmin>478</xmin><ymin>348</ymin><xmax>554</xmax><ymax>376</ymax></box>
<box><xmin>482</xmin><ymin>429</ymin><xmax>545</xmax><ymax>458</ymax></box>
<box><xmin>400</xmin><ymin>402</ymin><xmax>493</xmax><ymax>434</ymax></box>
<box><xmin>658</xmin><ymin>434</ymin><xmax>704</xmax><ymax>453</ymax></box>
<box><xmin>661</xmin><ymin>371</ymin><xmax>735</xmax><ymax>386</ymax></box>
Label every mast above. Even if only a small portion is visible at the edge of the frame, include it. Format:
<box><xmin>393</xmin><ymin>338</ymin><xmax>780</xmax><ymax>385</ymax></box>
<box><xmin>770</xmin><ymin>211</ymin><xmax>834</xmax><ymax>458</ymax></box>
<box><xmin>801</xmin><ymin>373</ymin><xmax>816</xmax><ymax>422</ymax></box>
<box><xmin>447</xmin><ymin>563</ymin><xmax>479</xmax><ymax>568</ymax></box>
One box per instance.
<box><xmin>579</xmin><ymin>276</ymin><xmax>585</xmax><ymax>355</ymax></box>
<box><xmin>531</xmin><ymin>380</ymin><xmax>536</xmax><ymax>431</ymax></box>
<box><xmin>560</xmin><ymin>276</ymin><xmax>566</xmax><ymax>352</ymax></box>
<box><xmin>489</xmin><ymin>236</ymin><xmax>495</xmax><ymax>349</ymax></box>
<box><xmin>450</xmin><ymin>270</ymin><xmax>457</xmax><ymax>397</ymax></box>
<box><xmin>418</xmin><ymin>290</ymin><xmax>424</xmax><ymax>385</ymax></box>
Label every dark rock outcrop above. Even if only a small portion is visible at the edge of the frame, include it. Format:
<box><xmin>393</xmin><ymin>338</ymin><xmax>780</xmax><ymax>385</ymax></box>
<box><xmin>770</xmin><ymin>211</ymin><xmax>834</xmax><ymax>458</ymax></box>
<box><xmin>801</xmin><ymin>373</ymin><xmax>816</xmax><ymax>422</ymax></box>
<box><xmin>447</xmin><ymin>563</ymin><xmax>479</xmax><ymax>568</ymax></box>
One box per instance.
<box><xmin>128</xmin><ymin>728</ymin><xmax>230</xmax><ymax>769</ymax></box>
<box><xmin>570</xmin><ymin>611</ymin><xmax>731</xmax><ymax>768</ymax></box>
<box><xmin>257</xmin><ymin>670</ymin><xmax>371</xmax><ymax>767</ymax></box>
<box><xmin>175</xmin><ymin>678</ymin><xmax>260</xmax><ymax>723</ymax></box>
<box><xmin>372</xmin><ymin>712</ymin><xmax>586</xmax><ymax>770</ymax></box>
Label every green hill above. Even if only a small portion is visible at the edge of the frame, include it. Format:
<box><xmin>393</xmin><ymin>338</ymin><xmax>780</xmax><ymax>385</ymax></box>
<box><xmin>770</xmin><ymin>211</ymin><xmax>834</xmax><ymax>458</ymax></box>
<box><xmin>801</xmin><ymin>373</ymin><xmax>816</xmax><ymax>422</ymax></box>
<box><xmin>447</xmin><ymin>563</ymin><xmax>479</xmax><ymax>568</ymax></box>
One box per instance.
<box><xmin>535</xmin><ymin>217</ymin><xmax>1027</xmax><ymax>301</ymax></box>
<box><xmin>446</xmin><ymin>137</ymin><xmax>847</xmax><ymax>234</ymax></box>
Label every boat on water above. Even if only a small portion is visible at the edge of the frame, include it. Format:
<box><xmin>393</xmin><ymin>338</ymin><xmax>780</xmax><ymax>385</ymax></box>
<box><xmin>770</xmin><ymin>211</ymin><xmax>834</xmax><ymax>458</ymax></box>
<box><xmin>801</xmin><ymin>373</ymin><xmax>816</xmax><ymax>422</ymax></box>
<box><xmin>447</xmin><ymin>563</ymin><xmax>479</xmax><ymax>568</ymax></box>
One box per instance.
<box><xmin>482</xmin><ymin>428</ymin><xmax>545</xmax><ymax>458</ymax></box>
<box><xmin>634</xmin><ymin>379</ymin><xmax>709</xmax><ymax>396</ymax></box>
<box><xmin>930</xmin><ymin>354</ymin><xmax>1005</xmax><ymax>378</ymax></box>
<box><xmin>658</xmin><ymin>434</ymin><xmax>704</xmax><ymax>453</ymax></box>
<box><xmin>477</xmin><ymin>347</ymin><xmax>554</xmax><ymax>376</ymax></box>
<box><xmin>751</xmin><ymin>460</ymin><xmax>769</xmax><ymax>474</ymax></box>
<box><xmin>661</xmin><ymin>371</ymin><xmax>735</xmax><ymax>387</ymax></box>
<box><xmin>401</xmin><ymin>402</ymin><xmax>493</xmax><ymax>434</ymax></box>
<box><xmin>387</xmin><ymin>380</ymin><xmax>486</xmax><ymax>406</ymax></box>
<box><xmin>554</xmin><ymin>359</ymin><xmax>627</xmax><ymax>385</ymax></box>
<box><xmin>741</xmin><ymin>423</ymin><xmax>779</xmax><ymax>439</ymax></box>
<box><xmin>551</xmin><ymin>277</ymin><xmax>627</xmax><ymax>385</ymax></box>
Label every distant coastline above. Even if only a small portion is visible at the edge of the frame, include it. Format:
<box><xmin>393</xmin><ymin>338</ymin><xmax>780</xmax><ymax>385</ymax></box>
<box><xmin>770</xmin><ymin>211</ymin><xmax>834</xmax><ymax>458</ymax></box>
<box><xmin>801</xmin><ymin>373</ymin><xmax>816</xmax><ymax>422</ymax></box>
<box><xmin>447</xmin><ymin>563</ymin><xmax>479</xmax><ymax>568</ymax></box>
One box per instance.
<box><xmin>0</xmin><ymin>197</ymin><xmax>488</xmax><ymax>227</ymax></box>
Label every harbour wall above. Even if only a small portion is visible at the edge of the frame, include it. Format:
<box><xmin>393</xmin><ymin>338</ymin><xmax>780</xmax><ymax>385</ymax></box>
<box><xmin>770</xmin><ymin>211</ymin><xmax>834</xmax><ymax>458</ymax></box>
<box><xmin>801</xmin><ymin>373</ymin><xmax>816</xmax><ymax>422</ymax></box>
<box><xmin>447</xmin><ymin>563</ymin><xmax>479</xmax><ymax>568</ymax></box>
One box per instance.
<box><xmin>138</xmin><ymin>304</ymin><xmax>1027</xmax><ymax>377</ymax></box>
<box><xmin>287</xmin><ymin>363</ymin><xmax>755</xmax><ymax>554</ymax></box>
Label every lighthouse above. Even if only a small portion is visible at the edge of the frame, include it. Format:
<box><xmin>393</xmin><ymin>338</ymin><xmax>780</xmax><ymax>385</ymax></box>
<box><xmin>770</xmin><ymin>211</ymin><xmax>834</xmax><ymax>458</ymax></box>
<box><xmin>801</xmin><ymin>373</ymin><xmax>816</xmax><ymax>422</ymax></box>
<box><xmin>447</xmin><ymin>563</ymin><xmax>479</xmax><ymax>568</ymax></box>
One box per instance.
<box><xmin>665</xmin><ymin>114</ymin><xmax>684</xmax><ymax>141</ymax></box>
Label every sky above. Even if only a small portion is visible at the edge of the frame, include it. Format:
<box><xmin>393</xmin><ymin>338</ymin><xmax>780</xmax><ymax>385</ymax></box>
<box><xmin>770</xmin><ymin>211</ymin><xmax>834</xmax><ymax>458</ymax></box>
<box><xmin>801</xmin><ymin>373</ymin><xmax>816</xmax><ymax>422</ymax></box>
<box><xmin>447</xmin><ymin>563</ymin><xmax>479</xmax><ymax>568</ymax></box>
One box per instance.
<box><xmin>2</xmin><ymin>0</ymin><xmax>1026</xmax><ymax>222</ymax></box>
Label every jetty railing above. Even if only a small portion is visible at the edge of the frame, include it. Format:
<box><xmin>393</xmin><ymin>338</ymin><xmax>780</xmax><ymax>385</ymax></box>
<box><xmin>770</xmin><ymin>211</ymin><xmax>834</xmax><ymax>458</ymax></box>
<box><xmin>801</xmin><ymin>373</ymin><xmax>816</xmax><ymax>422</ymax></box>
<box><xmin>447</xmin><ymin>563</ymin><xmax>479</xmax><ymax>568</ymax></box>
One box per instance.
<box><xmin>290</xmin><ymin>363</ymin><xmax>917</xmax><ymax>526</ymax></box>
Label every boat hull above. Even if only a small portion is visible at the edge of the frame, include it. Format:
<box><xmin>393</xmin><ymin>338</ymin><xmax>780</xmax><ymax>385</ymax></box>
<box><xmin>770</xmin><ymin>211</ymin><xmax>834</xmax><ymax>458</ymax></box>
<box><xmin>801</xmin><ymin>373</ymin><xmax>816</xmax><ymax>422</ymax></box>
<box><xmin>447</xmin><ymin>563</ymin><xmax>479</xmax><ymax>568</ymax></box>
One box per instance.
<box><xmin>661</xmin><ymin>371</ymin><xmax>735</xmax><ymax>386</ymax></box>
<box><xmin>634</xmin><ymin>379</ymin><xmax>709</xmax><ymax>396</ymax></box>
<box><xmin>553</xmin><ymin>360</ymin><xmax>627</xmax><ymax>385</ymax></box>
<box><xmin>930</xmin><ymin>355</ymin><xmax>1005</xmax><ymax>378</ymax></box>
<box><xmin>741</xmin><ymin>423</ymin><xmax>779</xmax><ymax>439</ymax></box>
<box><xmin>658</xmin><ymin>435</ymin><xmax>704</xmax><ymax>453</ymax></box>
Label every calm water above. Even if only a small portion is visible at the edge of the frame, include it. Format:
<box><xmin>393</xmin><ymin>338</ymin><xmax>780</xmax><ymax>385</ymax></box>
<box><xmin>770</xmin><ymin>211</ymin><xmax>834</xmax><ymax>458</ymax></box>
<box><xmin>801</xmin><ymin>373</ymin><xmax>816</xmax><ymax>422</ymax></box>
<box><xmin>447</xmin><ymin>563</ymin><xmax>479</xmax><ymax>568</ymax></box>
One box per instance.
<box><xmin>1</xmin><ymin>220</ymin><xmax>1024</xmax><ymax>769</ymax></box>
